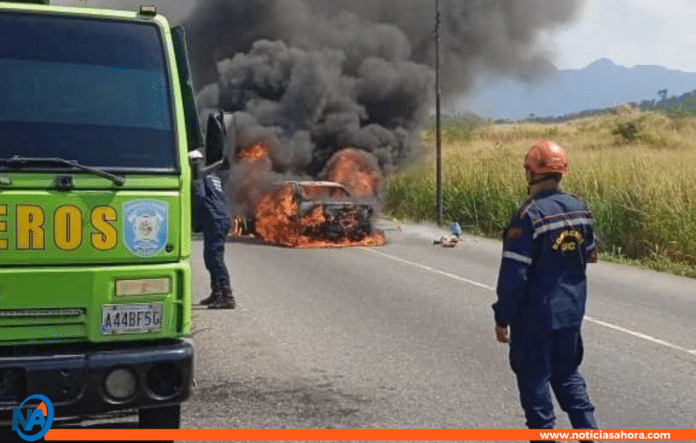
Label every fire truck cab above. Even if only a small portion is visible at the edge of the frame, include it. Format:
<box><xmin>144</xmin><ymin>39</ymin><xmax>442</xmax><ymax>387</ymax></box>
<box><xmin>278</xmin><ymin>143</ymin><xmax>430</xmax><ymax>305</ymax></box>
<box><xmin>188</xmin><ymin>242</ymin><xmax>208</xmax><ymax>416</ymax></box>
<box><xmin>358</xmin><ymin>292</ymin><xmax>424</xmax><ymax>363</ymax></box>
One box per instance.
<box><xmin>0</xmin><ymin>0</ymin><xmax>201</xmax><ymax>433</ymax></box>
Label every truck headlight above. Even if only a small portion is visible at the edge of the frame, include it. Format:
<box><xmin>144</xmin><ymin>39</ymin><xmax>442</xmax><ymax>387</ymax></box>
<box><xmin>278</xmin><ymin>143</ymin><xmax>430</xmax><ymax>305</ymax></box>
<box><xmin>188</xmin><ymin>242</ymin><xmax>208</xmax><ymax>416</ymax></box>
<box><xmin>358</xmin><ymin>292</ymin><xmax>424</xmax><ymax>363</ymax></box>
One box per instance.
<box><xmin>115</xmin><ymin>278</ymin><xmax>170</xmax><ymax>296</ymax></box>
<box><xmin>104</xmin><ymin>368</ymin><xmax>137</xmax><ymax>400</ymax></box>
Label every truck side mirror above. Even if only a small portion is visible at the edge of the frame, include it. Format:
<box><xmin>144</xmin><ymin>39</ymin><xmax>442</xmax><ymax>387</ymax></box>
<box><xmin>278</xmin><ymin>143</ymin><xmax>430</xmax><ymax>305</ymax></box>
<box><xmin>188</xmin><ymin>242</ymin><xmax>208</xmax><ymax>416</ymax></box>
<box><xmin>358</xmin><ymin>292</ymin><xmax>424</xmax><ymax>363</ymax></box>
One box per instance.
<box><xmin>203</xmin><ymin>112</ymin><xmax>236</xmax><ymax>172</ymax></box>
<box><xmin>205</xmin><ymin>112</ymin><xmax>225</xmax><ymax>166</ymax></box>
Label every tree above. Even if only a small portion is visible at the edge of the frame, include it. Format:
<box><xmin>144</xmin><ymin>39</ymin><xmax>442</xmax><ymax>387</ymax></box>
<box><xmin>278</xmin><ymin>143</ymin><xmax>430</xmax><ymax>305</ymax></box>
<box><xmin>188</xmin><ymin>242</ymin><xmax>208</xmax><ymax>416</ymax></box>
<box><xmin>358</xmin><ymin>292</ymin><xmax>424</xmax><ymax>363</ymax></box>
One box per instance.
<box><xmin>657</xmin><ymin>89</ymin><xmax>668</xmax><ymax>101</ymax></box>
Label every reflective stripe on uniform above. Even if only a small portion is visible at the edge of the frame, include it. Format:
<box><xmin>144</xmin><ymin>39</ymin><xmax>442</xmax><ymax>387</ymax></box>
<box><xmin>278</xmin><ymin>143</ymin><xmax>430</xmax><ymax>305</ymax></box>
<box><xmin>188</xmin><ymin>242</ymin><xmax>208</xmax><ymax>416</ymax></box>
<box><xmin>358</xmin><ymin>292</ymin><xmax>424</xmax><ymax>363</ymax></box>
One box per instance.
<box><xmin>209</xmin><ymin>176</ymin><xmax>223</xmax><ymax>193</ymax></box>
<box><xmin>532</xmin><ymin>217</ymin><xmax>593</xmax><ymax>240</ymax></box>
<box><xmin>502</xmin><ymin>251</ymin><xmax>533</xmax><ymax>265</ymax></box>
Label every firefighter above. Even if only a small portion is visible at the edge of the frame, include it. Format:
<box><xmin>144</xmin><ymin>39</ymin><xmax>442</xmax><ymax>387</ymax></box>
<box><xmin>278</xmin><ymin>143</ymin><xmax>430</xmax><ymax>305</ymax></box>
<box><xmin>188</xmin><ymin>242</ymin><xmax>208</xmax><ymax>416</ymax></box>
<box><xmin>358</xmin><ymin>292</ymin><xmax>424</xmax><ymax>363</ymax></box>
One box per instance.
<box><xmin>190</xmin><ymin>150</ymin><xmax>236</xmax><ymax>309</ymax></box>
<box><xmin>492</xmin><ymin>140</ymin><xmax>598</xmax><ymax>438</ymax></box>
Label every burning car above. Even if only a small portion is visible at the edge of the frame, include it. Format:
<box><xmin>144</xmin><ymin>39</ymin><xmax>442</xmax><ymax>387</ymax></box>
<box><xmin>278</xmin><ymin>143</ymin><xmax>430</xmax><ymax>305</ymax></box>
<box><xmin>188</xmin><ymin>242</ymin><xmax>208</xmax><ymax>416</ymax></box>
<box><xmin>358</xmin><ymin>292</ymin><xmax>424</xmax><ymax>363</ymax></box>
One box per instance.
<box><xmin>241</xmin><ymin>179</ymin><xmax>383</xmax><ymax>248</ymax></box>
<box><xmin>288</xmin><ymin>180</ymin><xmax>374</xmax><ymax>241</ymax></box>
<box><xmin>203</xmin><ymin>112</ymin><xmax>385</xmax><ymax>247</ymax></box>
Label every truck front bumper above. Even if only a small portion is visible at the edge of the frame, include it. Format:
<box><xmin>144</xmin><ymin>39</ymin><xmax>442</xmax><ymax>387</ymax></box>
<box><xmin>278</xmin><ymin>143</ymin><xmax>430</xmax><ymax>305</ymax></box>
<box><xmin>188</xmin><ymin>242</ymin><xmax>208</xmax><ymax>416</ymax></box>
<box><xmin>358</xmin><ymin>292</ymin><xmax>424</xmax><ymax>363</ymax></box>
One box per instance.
<box><xmin>0</xmin><ymin>338</ymin><xmax>193</xmax><ymax>420</ymax></box>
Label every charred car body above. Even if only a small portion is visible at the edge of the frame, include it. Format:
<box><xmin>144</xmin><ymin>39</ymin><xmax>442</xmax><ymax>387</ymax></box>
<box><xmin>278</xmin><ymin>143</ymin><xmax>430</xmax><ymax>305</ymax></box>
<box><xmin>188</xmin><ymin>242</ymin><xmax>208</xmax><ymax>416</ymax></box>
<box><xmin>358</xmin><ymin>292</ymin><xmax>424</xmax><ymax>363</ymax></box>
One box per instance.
<box><xmin>287</xmin><ymin>180</ymin><xmax>374</xmax><ymax>241</ymax></box>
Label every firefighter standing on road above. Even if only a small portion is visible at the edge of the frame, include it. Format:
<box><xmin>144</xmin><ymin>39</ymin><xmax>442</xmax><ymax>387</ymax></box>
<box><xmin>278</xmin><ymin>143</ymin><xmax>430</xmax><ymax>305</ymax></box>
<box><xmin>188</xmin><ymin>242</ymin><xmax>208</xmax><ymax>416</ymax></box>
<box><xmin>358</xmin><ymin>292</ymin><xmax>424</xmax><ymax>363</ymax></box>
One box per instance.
<box><xmin>190</xmin><ymin>150</ymin><xmax>236</xmax><ymax>309</ymax></box>
<box><xmin>493</xmin><ymin>140</ymin><xmax>598</xmax><ymax>438</ymax></box>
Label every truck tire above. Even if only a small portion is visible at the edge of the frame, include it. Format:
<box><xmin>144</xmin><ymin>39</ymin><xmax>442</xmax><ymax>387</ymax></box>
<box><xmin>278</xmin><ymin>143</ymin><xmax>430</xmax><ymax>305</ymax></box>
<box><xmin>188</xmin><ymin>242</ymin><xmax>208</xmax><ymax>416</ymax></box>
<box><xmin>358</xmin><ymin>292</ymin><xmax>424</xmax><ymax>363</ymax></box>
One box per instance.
<box><xmin>138</xmin><ymin>404</ymin><xmax>180</xmax><ymax>442</ymax></box>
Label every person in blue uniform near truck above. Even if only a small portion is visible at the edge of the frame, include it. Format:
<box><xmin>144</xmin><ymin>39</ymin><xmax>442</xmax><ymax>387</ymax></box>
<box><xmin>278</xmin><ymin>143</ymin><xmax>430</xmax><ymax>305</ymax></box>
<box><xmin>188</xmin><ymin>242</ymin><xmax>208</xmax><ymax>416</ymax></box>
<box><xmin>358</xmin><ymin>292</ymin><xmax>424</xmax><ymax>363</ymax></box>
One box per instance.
<box><xmin>493</xmin><ymin>140</ymin><xmax>599</xmax><ymax>439</ymax></box>
<box><xmin>190</xmin><ymin>150</ymin><xmax>236</xmax><ymax>309</ymax></box>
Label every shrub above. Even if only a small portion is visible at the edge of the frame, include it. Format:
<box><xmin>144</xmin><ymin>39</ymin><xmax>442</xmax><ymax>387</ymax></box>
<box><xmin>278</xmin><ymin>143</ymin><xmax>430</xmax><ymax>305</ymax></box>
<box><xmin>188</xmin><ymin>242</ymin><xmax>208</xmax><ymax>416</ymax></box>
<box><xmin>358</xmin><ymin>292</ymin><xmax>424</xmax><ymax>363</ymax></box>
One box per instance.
<box><xmin>612</xmin><ymin>121</ymin><xmax>639</xmax><ymax>143</ymax></box>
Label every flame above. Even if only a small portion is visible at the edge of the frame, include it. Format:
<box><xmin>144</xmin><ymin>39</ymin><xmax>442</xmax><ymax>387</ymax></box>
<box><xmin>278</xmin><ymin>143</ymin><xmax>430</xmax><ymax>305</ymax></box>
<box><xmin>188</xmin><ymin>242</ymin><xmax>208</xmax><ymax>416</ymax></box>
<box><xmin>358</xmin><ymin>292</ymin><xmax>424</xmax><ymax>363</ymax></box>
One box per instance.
<box><xmin>235</xmin><ymin>143</ymin><xmax>272</xmax><ymax>165</ymax></box>
<box><xmin>231</xmin><ymin>143</ymin><xmax>274</xmax><ymax>216</ymax></box>
<box><xmin>229</xmin><ymin>144</ymin><xmax>386</xmax><ymax>248</ymax></box>
<box><xmin>250</xmin><ymin>182</ymin><xmax>386</xmax><ymax>248</ymax></box>
<box><xmin>253</xmin><ymin>184</ymin><xmax>299</xmax><ymax>246</ymax></box>
<box><xmin>322</xmin><ymin>148</ymin><xmax>381</xmax><ymax>198</ymax></box>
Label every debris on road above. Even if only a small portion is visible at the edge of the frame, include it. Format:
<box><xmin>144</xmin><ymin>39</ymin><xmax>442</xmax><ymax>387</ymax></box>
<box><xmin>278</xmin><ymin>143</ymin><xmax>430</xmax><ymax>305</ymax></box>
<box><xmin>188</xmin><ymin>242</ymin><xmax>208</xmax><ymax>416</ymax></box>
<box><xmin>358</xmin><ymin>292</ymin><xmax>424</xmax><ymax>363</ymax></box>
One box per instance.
<box><xmin>434</xmin><ymin>236</ymin><xmax>459</xmax><ymax>248</ymax></box>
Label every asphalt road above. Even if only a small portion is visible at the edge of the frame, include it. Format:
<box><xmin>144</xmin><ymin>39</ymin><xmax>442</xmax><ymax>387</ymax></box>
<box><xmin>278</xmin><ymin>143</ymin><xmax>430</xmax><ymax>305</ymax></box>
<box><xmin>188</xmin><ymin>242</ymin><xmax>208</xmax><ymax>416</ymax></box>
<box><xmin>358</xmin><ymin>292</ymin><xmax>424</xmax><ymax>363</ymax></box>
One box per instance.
<box><xmin>180</xmin><ymin>220</ymin><xmax>696</xmax><ymax>439</ymax></box>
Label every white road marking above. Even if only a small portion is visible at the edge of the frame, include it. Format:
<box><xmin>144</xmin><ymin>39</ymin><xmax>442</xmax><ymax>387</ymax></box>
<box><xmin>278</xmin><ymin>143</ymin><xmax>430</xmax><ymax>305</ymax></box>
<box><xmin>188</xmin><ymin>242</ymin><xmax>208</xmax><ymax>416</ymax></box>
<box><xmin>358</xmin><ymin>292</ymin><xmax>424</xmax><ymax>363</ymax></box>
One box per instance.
<box><xmin>366</xmin><ymin>248</ymin><xmax>495</xmax><ymax>291</ymax></box>
<box><xmin>364</xmin><ymin>248</ymin><xmax>696</xmax><ymax>356</ymax></box>
<box><xmin>584</xmin><ymin>316</ymin><xmax>696</xmax><ymax>355</ymax></box>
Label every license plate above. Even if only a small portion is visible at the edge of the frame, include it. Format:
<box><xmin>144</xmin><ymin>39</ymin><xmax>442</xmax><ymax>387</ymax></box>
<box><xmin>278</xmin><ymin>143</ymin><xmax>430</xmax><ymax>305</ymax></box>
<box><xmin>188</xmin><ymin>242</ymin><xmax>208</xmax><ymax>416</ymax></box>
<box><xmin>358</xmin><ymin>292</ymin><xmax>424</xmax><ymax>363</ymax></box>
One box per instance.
<box><xmin>101</xmin><ymin>303</ymin><xmax>162</xmax><ymax>334</ymax></box>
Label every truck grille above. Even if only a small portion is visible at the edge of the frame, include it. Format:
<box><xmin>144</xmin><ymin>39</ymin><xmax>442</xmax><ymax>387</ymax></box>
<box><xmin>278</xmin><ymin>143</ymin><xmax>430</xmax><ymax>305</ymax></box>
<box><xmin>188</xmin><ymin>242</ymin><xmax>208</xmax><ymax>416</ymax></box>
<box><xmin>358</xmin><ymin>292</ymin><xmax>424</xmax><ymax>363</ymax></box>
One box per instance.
<box><xmin>0</xmin><ymin>308</ymin><xmax>88</xmax><ymax>344</ymax></box>
<box><xmin>0</xmin><ymin>309</ymin><xmax>84</xmax><ymax>318</ymax></box>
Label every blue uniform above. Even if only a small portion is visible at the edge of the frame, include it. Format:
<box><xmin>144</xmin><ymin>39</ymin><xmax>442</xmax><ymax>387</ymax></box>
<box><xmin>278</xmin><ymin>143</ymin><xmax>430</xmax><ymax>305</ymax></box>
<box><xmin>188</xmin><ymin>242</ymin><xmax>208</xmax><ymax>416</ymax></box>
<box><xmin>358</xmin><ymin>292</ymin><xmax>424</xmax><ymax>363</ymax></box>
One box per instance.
<box><xmin>193</xmin><ymin>174</ymin><xmax>232</xmax><ymax>290</ymax></box>
<box><xmin>493</xmin><ymin>190</ymin><xmax>598</xmax><ymax>432</ymax></box>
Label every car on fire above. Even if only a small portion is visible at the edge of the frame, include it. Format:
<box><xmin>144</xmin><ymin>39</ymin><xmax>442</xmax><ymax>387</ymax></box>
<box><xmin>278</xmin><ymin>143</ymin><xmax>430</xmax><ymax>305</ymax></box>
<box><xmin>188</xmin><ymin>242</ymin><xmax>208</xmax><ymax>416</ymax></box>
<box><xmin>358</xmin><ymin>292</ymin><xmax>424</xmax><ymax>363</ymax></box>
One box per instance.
<box><xmin>232</xmin><ymin>180</ymin><xmax>375</xmax><ymax>243</ymax></box>
<box><xmin>288</xmin><ymin>180</ymin><xmax>375</xmax><ymax>241</ymax></box>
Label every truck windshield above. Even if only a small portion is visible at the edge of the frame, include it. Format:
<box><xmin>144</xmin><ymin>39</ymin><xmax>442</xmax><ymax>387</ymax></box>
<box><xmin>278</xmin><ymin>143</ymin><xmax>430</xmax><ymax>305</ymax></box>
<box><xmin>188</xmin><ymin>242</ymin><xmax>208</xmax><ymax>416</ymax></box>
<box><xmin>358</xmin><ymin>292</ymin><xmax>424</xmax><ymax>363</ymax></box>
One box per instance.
<box><xmin>0</xmin><ymin>13</ymin><xmax>176</xmax><ymax>172</ymax></box>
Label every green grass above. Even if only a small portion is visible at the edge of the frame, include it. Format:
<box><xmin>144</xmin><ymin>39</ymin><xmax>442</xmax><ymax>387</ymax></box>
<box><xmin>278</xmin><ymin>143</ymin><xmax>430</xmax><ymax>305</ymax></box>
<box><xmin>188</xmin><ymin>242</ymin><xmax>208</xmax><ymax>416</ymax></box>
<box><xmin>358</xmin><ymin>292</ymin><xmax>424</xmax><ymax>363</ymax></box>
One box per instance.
<box><xmin>385</xmin><ymin>107</ymin><xmax>696</xmax><ymax>278</ymax></box>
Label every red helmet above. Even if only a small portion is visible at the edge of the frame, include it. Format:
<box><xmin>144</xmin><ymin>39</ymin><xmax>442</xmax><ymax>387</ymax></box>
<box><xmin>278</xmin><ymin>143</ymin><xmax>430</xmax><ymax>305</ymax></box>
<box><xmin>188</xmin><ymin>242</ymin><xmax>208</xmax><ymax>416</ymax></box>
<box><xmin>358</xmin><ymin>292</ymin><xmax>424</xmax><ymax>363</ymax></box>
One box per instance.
<box><xmin>524</xmin><ymin>140</ymin><xmax>569</xmax><ymax>176</ymax></box>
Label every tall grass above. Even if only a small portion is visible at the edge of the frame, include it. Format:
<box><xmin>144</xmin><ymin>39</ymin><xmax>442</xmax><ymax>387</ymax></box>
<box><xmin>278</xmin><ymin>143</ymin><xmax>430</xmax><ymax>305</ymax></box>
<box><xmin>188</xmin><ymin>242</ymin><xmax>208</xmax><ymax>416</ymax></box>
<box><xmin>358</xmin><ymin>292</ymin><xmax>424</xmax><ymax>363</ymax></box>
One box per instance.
<box><xmin>385</xmin><ymin>108</ymin><xmax>696</xmax><ymax>277</ymax></box>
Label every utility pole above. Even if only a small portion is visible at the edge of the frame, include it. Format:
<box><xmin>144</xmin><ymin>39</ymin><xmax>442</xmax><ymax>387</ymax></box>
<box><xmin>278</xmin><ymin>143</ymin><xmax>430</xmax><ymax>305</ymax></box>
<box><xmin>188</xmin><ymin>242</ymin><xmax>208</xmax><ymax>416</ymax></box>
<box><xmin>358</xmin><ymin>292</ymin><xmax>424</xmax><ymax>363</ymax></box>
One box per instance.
<box><xmin>435</xmin><ymin>0</ymin><xmax>443</xmax><ymax>226</ymax></box>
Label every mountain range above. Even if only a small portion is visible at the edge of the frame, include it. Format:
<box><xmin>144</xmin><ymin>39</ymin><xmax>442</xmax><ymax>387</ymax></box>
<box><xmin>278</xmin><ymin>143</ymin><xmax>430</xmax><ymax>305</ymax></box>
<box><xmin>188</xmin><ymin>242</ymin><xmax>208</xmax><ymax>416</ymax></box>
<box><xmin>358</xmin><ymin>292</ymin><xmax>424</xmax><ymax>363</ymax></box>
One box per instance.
<box><xmin>456</xmin><ymin>58</ymin><xmax>696</xmax><ymax>120</ymax></box>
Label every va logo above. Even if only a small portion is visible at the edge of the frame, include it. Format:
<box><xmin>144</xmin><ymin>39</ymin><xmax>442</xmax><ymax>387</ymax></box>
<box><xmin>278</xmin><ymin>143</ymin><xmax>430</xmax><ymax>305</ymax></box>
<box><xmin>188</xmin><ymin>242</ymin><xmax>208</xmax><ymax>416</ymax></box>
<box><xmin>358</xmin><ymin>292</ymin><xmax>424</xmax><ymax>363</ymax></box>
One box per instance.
<box><xmin>12</xmin><ymin>394</ymin><xmax>54</xmax><ymax>441</ymax></box>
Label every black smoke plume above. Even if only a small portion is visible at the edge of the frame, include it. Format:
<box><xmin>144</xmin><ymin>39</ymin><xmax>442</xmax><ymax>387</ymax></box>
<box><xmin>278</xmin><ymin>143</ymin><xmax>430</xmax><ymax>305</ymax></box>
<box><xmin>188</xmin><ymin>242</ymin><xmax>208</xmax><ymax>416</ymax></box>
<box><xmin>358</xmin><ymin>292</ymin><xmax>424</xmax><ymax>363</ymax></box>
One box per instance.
<box><xmin>182</xmin><ymin>0</ymin><xmax>584</xmax><ymax>203</ymax></box>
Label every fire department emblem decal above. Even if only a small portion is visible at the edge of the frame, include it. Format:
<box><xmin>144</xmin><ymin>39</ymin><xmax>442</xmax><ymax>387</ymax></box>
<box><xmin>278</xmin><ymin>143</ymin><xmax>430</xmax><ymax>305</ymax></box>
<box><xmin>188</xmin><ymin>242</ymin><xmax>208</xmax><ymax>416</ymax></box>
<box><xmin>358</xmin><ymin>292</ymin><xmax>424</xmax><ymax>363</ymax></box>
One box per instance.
<box><xmin>123</xmin><ymin>200</ymin><xmax>169</xmax><ymax>257</ymax></box>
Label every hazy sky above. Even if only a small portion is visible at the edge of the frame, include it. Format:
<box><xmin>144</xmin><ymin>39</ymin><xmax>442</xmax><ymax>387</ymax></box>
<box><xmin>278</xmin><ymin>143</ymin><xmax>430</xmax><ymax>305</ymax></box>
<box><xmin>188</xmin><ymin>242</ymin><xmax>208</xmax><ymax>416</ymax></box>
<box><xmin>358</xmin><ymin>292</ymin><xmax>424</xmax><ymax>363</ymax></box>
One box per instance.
<box><xmin>52</xmin><ymin>0</ymin><xmax>696</xmax><ymax>73</ymax></box>
<box><xmin>551</xmin><ymin>0</ymin><xmax>696</xmax><ymax>72</ymax></box>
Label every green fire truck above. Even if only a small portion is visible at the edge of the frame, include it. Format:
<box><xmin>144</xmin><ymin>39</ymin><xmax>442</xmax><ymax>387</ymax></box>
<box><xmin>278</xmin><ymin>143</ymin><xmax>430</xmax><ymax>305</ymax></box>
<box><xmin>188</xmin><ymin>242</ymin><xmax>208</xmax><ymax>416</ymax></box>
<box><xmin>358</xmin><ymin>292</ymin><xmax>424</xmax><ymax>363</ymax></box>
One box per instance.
<box><xmin>0</xmin><ymin>0</ymin><xmax>201</xmax><ymax>430</ymax></box>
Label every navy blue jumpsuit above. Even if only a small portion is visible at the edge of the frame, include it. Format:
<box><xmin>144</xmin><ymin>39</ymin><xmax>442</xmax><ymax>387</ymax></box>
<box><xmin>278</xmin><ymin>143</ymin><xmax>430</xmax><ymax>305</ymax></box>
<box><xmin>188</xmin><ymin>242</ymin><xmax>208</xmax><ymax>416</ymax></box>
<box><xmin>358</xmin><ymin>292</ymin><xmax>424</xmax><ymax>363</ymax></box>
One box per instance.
<box><xmin>193</xmin><ymin>174</ymin><xmax>232</xmax><ymax>291</ymax></box>
<box><xmin>493</xmin><ymin>190</ymin><xmax>598</xmax><ymax>431</ymax></box>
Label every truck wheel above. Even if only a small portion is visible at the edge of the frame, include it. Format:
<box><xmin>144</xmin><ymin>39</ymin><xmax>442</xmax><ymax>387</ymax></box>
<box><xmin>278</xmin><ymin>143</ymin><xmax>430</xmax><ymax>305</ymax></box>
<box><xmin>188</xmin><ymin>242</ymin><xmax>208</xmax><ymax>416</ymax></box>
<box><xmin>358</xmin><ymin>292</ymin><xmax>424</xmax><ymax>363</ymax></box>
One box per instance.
<box><xmin>138</xmin><ymin>404</ymin><xmax>180</xmax><ymax>442</ymax></box>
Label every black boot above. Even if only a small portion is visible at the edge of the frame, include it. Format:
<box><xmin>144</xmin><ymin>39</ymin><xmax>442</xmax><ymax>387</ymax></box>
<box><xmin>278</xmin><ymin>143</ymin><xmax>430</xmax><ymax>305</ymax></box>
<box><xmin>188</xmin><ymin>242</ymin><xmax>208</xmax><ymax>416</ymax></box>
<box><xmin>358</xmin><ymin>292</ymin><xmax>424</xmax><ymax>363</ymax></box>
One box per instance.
<box><xmin>208</xmin><ymin>286</ymin><xmax>235</xmax><ymax>309</ymax></box>
<box><xmin>200</xmin><ymin>279</ymin><xmax>220</xmax><ymax>305</ymax></box>
<box><xmin>199</xmin><ymin>292</ymin><xmax>218</xmax><ymax>305</ymax></box>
